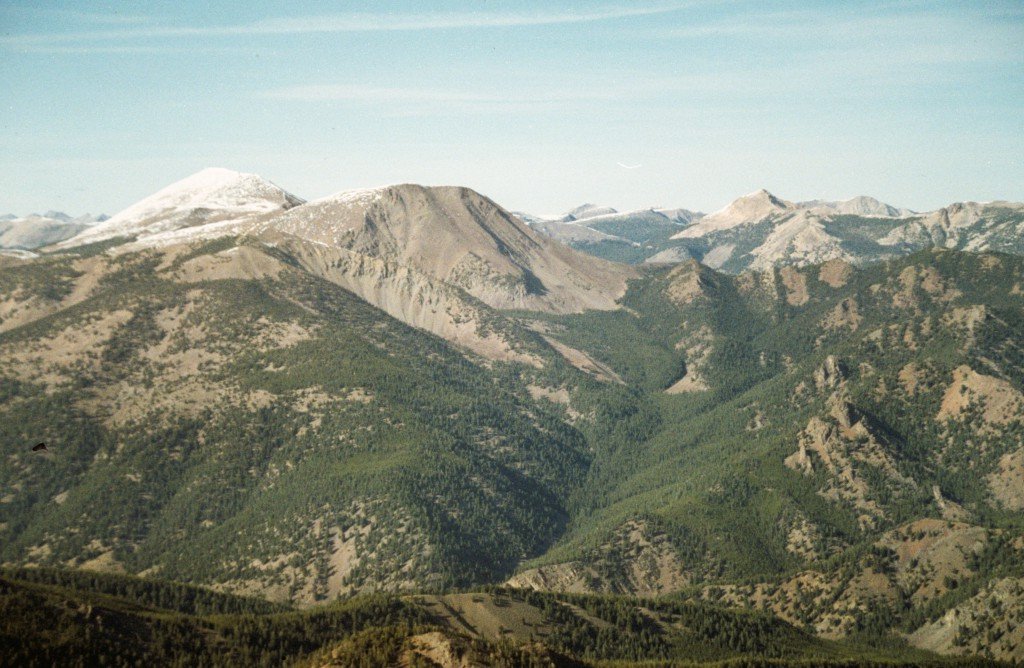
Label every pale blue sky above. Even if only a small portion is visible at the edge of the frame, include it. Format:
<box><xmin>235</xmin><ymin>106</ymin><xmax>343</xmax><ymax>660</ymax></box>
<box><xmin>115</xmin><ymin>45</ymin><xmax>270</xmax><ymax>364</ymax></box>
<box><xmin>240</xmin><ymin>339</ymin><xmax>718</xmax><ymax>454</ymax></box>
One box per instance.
<box><xmin>1</xmin><ymin>1</ymin><xmax>1021</xmax><ymax>216</ymax></box>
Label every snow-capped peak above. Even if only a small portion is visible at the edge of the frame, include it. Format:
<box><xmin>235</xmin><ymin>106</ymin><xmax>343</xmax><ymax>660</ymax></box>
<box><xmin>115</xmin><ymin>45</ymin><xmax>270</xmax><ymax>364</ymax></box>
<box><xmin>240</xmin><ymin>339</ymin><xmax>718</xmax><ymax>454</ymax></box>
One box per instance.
<box><xmin>60</xmin><ymin>167</ymin><xmax>303</xmax><ymax>248</ymax></box>
<box><xmin>104</xmin><ymin>167</ymin><xmax>299</xmax><ymax>225</ymax></box>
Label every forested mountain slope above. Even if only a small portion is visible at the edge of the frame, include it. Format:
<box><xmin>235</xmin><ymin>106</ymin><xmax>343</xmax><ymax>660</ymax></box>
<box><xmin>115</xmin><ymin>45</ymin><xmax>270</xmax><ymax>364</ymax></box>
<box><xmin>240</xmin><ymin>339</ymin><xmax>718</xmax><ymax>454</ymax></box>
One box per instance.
<box><xmin>0</xmin><ymin>236</ymin><xmax>599</xmax><ymax>603</ymax></box>
<box><xmin>1</xmin><ymin>172</ymin><xmax>1022</xmax><ymax>662</ymax></box>
<box><xmin>506</xmin><ymin>250</ymin><xmax>1024</xmax><ymax>661</ymax></box>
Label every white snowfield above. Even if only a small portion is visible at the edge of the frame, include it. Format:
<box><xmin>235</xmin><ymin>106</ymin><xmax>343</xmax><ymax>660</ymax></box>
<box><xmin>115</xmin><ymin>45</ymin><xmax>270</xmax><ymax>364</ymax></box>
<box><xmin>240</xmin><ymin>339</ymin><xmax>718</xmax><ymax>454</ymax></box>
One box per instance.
<box><xmin>59</xmin><ymin>167</ymin><xmax>304</xmax><ymax>248</ymax></box>
<box><xmin>562</xmin><ymin>207</ymin><xmax>699</xmax><ymax>226</ymax></box>
<box><xmin>519</xmin><ymin>203</ymin><xmax>700</xmax><ymax>228</ymax></box>
<box><xmin>311</xmin><ymin>186</ymin><xmax>387</xmax><ymax>209</ymax></box>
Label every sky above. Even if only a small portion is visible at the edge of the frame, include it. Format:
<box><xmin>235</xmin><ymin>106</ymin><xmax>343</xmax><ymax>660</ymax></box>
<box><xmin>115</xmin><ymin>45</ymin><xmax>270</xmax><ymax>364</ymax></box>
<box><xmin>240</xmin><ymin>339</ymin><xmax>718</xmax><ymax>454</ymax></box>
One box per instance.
<box><xmin>1</xmin><ymin>0</ymin><xmax>1022</xmax><ymax>217</ymax></box>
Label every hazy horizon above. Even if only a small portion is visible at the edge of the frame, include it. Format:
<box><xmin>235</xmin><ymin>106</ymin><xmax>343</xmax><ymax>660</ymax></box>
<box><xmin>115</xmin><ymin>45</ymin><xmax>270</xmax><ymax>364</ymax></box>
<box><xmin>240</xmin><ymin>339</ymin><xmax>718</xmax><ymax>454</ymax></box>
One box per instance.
<box><xmin>2</xmin><ymin>0</ymin><xmax>1022</xmax><ymax>216</ymax></box>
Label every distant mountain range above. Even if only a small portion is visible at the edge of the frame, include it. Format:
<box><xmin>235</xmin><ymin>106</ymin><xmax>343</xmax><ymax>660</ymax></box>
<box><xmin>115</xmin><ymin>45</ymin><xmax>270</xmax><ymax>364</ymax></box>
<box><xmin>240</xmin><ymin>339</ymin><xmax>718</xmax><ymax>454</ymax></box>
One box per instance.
<box><xmin>522</xmin><ymin>190</ymin><xmax>1024</xmax><ymax>272</ymax></box>
<box><xmin>12</xmin><ymin>180</ymin><xmax>1024</xmax><ymax>277</ymax></box>
<box><xmin>0</xmin><ymin>211</ymin><xmax>107</xmax><ymax>250</ymax></box>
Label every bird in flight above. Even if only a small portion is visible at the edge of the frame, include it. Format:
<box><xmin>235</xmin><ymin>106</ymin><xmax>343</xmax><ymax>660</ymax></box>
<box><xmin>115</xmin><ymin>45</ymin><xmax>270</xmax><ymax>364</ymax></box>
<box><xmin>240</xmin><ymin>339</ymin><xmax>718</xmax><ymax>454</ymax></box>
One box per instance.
<box><xmin>617</xmin><ymin>162</ymin><xmax>642</xmax><ymax>169</ymax></box>
<box><xmin>32</xmin><ymin>443</ymin><xmax>47</xmax><ymax>452</ymax></box>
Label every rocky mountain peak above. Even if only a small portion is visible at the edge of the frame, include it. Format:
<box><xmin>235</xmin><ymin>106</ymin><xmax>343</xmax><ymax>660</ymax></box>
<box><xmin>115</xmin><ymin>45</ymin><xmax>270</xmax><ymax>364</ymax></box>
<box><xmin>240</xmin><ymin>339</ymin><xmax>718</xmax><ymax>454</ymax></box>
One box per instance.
<box><xmin>256</xmin><ymin>182</ymin><xmax>634</xmax><ymax>314</ymax></box>
<box><xmin>674</xmin><ymin>189</ymin><xmax>794</xmax><ymax>239</ymax></box>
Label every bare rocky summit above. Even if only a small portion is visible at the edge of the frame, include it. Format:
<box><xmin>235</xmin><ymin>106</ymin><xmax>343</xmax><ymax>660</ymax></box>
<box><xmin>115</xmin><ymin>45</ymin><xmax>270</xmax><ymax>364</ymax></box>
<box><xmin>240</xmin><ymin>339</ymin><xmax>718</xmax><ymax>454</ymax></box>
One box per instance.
<box><xmin>248</xmin><ymin>183</ymin><xmax>632</xmax><ymax>313</ymax></box>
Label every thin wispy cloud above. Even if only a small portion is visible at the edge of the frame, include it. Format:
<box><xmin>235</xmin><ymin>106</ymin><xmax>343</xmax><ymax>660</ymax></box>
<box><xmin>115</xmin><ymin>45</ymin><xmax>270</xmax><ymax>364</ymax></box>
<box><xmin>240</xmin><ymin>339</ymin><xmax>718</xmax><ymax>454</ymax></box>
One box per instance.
<box><xmin>259</xmin><ymin>84</ymin><xmax>631</xmax><ymax>117</ymax></box>
<box><xmin>263</xmin><ymin>86</ymin><xmax>513</xmax><ymax>103</ymax></box>
<box><xmin>50</xmin><ymin>9</ymin><xmax>153</xmax><ymax>26</ymax></box>
<box><xmin>244</xmin><ymin>2</ymin><xmax>704</xmax><ymax>34</ymax></box>
<box><xmin>0</xmin><ymin>6</ymin><xmax>153</xmax><ymax>26</ymax></box>
<box><xmin>1</xmin><ymin>2</ymin><xmax>702</xmax><ymax>47</ymax></box>
<box><xmin>15</xmin><ymin>45</ymin><xmax>250</xmax><ymax>55</ymax></box>
<box><xmin>261</xmin><ymin>85</ymin><xmax>623</xmax><ymax>103</ymax></box>
<box><xmin>263</xmin><ymin>42</ymin><xmax>1008</xmax><ymax>117</ymax></box>
<box><xmin>657</xmin><ymin>3</ymin><xmax>1023</xmax><ymax>62</ymax></box>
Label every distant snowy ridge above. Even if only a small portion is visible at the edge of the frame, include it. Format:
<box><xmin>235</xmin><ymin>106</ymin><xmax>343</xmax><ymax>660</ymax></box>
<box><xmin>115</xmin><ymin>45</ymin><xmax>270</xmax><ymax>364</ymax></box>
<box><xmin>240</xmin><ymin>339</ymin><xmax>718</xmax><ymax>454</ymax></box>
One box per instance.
<box><xmin>799</xmin><ymin>196</ymin><xmax>915</xmax><ymax>218</ymax></box>
<box><xmin>0</xmin><ymin>211</ymin><xmax>106</xmax><ymax>249</ymax></box>
<box><xmin>561</xmin><ymin>203</ymin><xmax>618</xmax><ymax>222</ymax></box>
